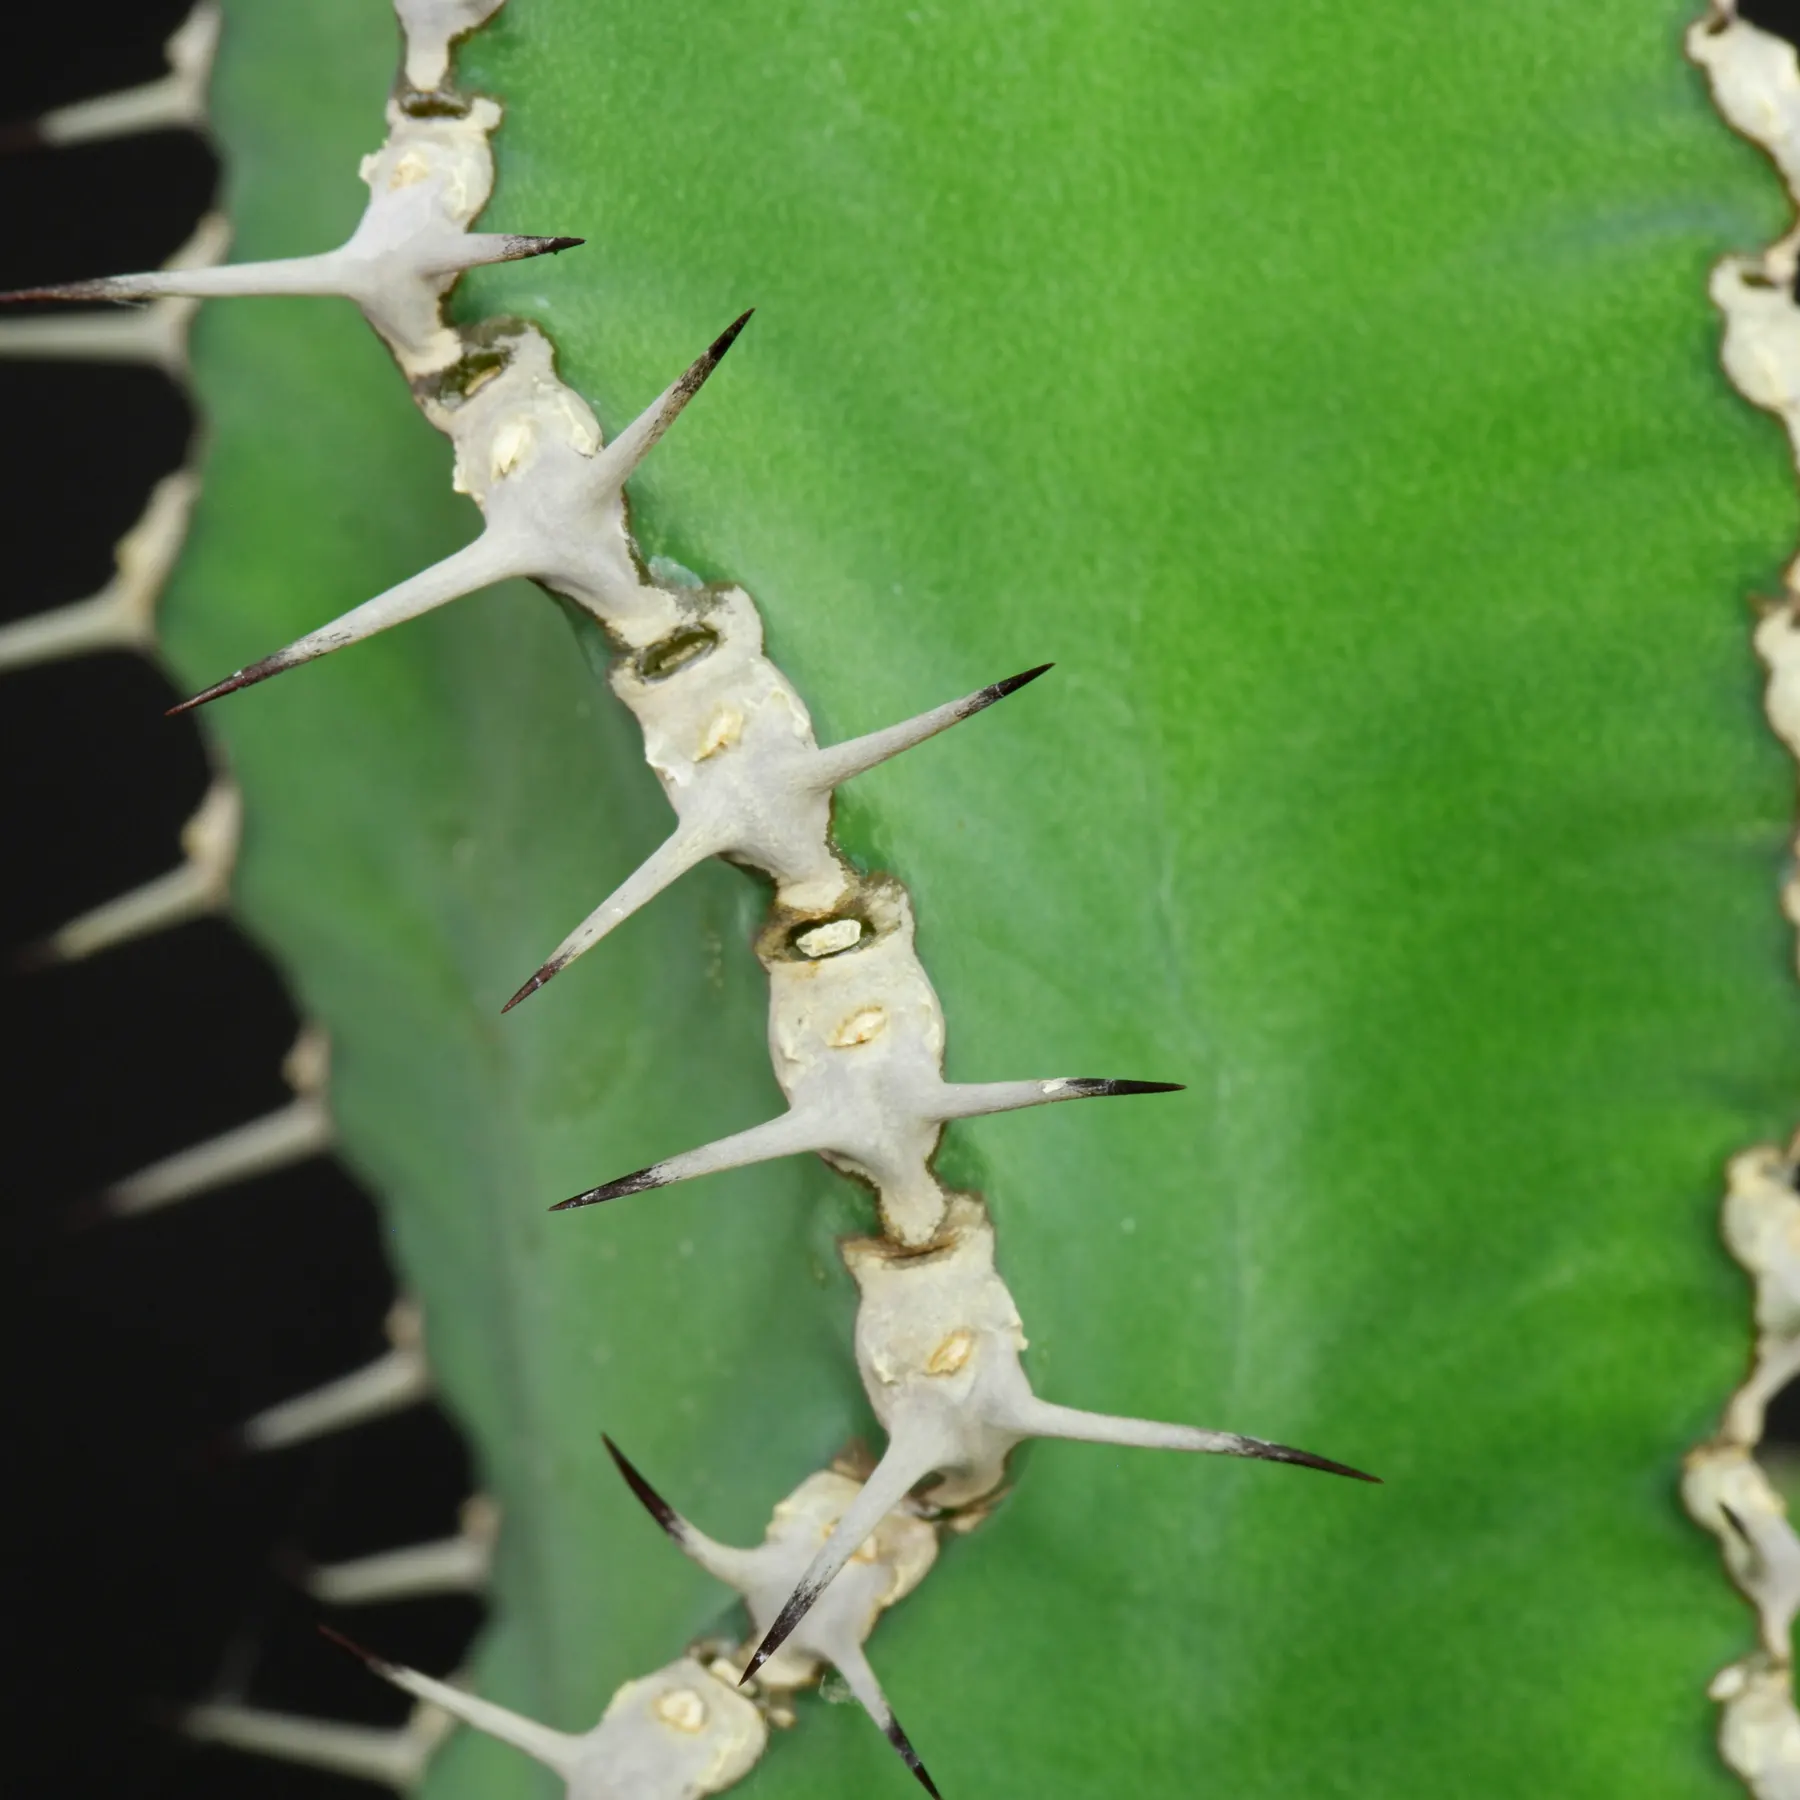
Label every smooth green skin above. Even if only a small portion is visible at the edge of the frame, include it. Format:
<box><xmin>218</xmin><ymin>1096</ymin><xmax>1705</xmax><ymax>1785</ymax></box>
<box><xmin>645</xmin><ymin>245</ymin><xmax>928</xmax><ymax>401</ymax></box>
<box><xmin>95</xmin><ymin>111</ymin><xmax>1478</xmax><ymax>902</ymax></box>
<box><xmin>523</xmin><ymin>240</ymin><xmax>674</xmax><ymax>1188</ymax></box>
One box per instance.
<box><xmin>160</xmin><ymin>1</ymin><xmax>1800</xmax><ymax>1794</ymax></box>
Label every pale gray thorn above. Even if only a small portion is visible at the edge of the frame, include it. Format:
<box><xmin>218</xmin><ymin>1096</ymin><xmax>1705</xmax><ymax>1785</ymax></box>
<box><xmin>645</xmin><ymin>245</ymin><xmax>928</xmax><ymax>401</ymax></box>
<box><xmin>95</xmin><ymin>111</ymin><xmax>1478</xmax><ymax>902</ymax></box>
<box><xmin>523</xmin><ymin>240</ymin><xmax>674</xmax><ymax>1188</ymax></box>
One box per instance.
<box><xmin>1008</xmin><ymin>1394</ymin><xmax>1378</xmax><ymax>1482</ymax></box>
<box><xmin>742</xmin><ymin>1419</ymin><xmax>952</xmax><ymax>1683</ymax></box>
<box><xmin>28</xmin><ymin>2</ymin><xmax>220</xmax><ymax>147</ymax></box>
<box><xmin>0</xmin><ymin>250</ymin><xmax>371</xmax><ymax>305</ymax></box>
<box><xmin>663</xmin><ymin>1513</ymin><xmax>762</xmax><ymax>1591</ymax></box>
<box><xmin>506</xmin><ymin>826</ymin><xmax>725</xmax><ymax>1009</ymax></box>
<box><xmin>102</xmin><ymin>1027</ymin><xmax>331</xmax><ymax>1219</ymax></box>
<box><xmin>555</xmin><ymin>1108</ymin><xmax>830</xmax><ymax>1210</ymax></box>
<box><xmin>0</xmin><ymin>212</ymin><xmax>228</xmax><ymax>376</ymax></box>
<box><xmin>1010</xmin><ymin>1396</ymin><xmax>1285</xmax><ymax>1454</ymax></box>
<box><xmin>580</xmin><ymin>312</ymin><xmax>753</xmax><ymax>499</ymax></box>
<box><xmin>928</xmin><ymin>1076</ymin><xmax>1181</xmax><ymax>1122</ymax></box>
<box><xmin>804</xmin><ymin>666</ymin><xmax>1050</xmax><ymax>792</ymax></box>
<box><xmin>1</xmin><ymin>234</ymin><xmax>571</xmax><ymax>306</ymax></box>
<box><xmin>831</xmin><ymin>1640</ymin><xmax>941</xmax><ymax>1799</ymax></box>
<box><xmin>0</xmin><ymin>470</ymin><xmax>198</xmax><ymax>674</ymax></box>
<box><xmin>613</xmin><ymin>1464</ymin><xmax>761</xmax><ymax>1589</ymax></box>
<box><xmin>172</xmin><ymin>529</ymin><xmax>526</xmax><ymax>711</ymax></box>
<box><xmin>345</xmin><ymin>1652</ymin><xmax>582</xmax><ymax>1778</ymax></box>
<box><xmin>303</xmin><ymin>1498</ymin><xmax>498</xmax><ymax>1606</ymax></box>
<box><xmin>181</xmin><ymin>1698</ymin><xmax>452</xmax><ymax>1792</ymax></box>
<box><xmin>238</xmin><ymin>1302</ymin><xmax>429</xmax><ymax>1452</ymax></box>
<box><xmin>419</xmin><ymin>232</ymin><xmax>586</xmax><ymax>278</ymax></box>
<box><xmin>22</xmin><ymin>775</ymin><xmax>240</xmax><ymax>967</ymax></box>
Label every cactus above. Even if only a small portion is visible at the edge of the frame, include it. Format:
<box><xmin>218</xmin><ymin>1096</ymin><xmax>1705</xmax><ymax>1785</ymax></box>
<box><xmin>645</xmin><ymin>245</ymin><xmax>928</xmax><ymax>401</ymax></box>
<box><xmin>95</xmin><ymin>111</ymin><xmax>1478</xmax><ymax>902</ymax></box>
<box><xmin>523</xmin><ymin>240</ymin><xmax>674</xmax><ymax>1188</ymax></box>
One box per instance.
<box><xmin>12</xmin><ymin>0</ymin><xmax>1800</xmax><ymax>1796</ymax></box>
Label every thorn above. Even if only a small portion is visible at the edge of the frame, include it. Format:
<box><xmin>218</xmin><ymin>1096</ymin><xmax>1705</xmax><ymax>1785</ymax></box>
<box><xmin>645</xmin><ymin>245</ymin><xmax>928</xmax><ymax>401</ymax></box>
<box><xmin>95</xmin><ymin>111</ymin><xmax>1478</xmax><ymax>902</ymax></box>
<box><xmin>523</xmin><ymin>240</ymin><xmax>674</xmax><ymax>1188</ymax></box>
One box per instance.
<box><xmin>235</xmin><ymin>1322</ymin><xmax>430</xmax><ymax>1453</ymax></box>
<box><xmin>0</xmin><ymin>470</ymin><xmax>199</xmax><ymax>676</ymax></box>
<box><xmin>13</xmin><ymin>774</ymin><xmax>241</xmax><ymax>966</ymax></box>
<box><xmin>589</xmin><ymin>311</ymin><xmax>754</xmax><ymax>489</ymax></box>
<box><xmin>741</xmin><ymin>1586</ymin><xmax>815</xmax><ymax>1684</ymax></box>
<box><xmin>1721</xmin><ymin>1501</ymin><xmax>1756</xmax><ymax>1548</ymax></box>
<box><xmin>552</xmin><ymin>1110</ymin><xmax>826</xmax><ymax>1213</ymax></box>
<box><xmin>1245</xmin><ymin>1441</ymin><xmax>1382</xmax><ymax>1484</ymax></box>
<box><xmin>707</xmin><ymin>307</ymin><xmax>755</xmax><ymax>368</ymax></box>
<box><xmin>178</xmin><ymin>1694</ymin><xmax>448</xmax><ymax>1788</ymax></box>
<box><xmin>602</xmin><ymin>1435</ymin><xmax>685</xmax><ymax>1541</ymax></box>
<box><xmin>506</xmin><ymin>827</ymin><xmax>718</xmax><ymax>1007</ymax></box>
<box><xmin>511</xmin><ymin>234</ymin><xmax>585</xmax><ymax>257</ymax></box>
<box><xmin>550</xmin><ymin>1166</ymin><xmax>663</xmax><ymax>1211</ymax></box>
<box><xmin>300</xmin><ymin>1508</ymin><xmax>495</xmax><ymax>1606</ymax></box>
<box><xmin>171</xmin><ymin>531</ymin><xmax>520</xmax><ymax>711</ymax></box>
<box><xmin>0</xmin><ymin>3</ymin><xmax>220</xmax><ymax>152</ymax></box>
<box><xmin>0</xmin><ymin>211</ymin><xmax>229</xmax><ymax>376</ymax></box>
<box><xmin>884</xmin><ymin>1712</ymin><xmax>943</xmax><ymax>1800</ymax></box>
<box><xmin>0</xmin><ymin>278</ymin><xmax>136</xmax><ymax>305</ymax></box>
<box><xmin>167</xmin><ymin>651</ymin><xmax>293</xmax><ymax>714</ymax></box>
<box><xmin>973</xmin><ymin>661</ymin><xmax>1053</xmax><ymax>708</ymax></box>
<box><xmin>930</xmin><ymin>1074</ymin><xmax>1185</xmax><ymax>1123</ymax></box>
<box><xmin>806</xmin><ymin>661</ymin><xmax>1054</xmax><ymax>790</ymax></box>
<box><xmin>501</xmin><ymin>968</ymin><xmax>551</xmax><ymax>1014</ymax></box>
<box><xmin>317</xmin><ymin>1624</ymin><xmax>389</xmax><ymax>1674</ymax></box>
<box><xmin>96</xmin><ymin>1080</ymin><xmax>331</xmax><ymax>1222</ymax></box>
<box><xmin>1051</xmin><ymin>1078</ymin><xmax>1184</xmax><ymax>1097</ymax></box>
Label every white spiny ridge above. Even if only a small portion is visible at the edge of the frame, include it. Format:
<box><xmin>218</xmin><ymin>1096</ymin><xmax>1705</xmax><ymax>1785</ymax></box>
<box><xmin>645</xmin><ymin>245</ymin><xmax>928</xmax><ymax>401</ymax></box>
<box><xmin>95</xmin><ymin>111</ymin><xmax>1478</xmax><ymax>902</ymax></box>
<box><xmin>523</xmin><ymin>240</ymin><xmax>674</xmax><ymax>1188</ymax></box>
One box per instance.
<box><xmin>181</xmin><ymin>1694</ymin><xmax>453</xmax><ymax>1792</ymax></box>
<box><xmin>325</xmin><ymin>1631</ymin><xmax>767</xmax><ymax>1800</ymax></box>
<box><xmin>235</xmin><ymin>1301</ymin><xmax>430</xmax><ymax>1453</ymax></box>
<box><xmin>1691</xmin><ymin>13</ymin><xmax>1800</xmax><ymax>1789</ymax></box>
<box><xmin>302</xmin><ymin>1496</ymin><xmax>498</xmax><ymax>1606</ymax></box>
<box><xmin>0</xmin><ymin>212</ymin><xmax>229</xmax><ymax>377</ymax></box>
<box><xmin>0</xmin><ymin>471</ymin><xmax>197</xmax><ymax>673</ymax></box>
<box><xmin>604</xmin><ymin>1444</ymin><xmax>943</xmax><ymax>1796</ymax></box>
<box><xmin>2</xmin><ymin>3</ymin><xmax>220</xmax><ymax>150</ymax></box>
<box><xmin>740</xmin><ymin>1197</ymin><xmax>1378</xmax><ymax>1680</ymax></box>
<box><xmin>15</xmin><ymin>773</ymin><xmax>240</xmax><ymax>970</ymax></box>
<box><xmin>77</xmin><ymin>0</ymin><xmax>1381</xmax><ymax>1791</ymax></box>
<box><xmin>86</xmin><ymin>1026</ymin><xmax>331</xmax><ymax>1223</ymax></box>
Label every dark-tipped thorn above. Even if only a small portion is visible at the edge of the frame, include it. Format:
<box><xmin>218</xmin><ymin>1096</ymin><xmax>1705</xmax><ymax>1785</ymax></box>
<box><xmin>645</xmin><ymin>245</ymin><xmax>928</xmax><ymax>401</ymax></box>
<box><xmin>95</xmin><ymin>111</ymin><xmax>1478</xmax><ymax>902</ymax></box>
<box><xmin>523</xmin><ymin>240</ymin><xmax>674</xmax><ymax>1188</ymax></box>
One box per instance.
<box><xmin>550</xmin><ymin>1166</ymin><xmax>663</xmax><ymax>1212</ymax></box>
<box><xmin>0</xmin><ymin>119</ymin><xmax>45</xmax><ymax>154</ymax></box>
<box><xmin>1256</xmin><ymin>1441</ymin><xmax>1381</xmax><ymax>1484</ymax></box>
<box><xmin>602</xmin><ymin>1435</ymin><xmax>685</xmax><ymax>1542</ymax></box>
<box><xmin>501</xmin><ymin>966</ymin><xmax>554</xmax><ymax>1014</ymax></box>
<box><xmin>317</xmin><ymin>1624</ymin><xmax>393</xmax><ymax>1676</ymax></box>
<box><xmin>502</xmin><ymin>234</ymin><xmax>586</xmax><ymax>260</ymax></box>
<box><xmin>740</xmin><ymin>1585</ymin><xmax>817</xmax><ymax>1686</ymax></box>
<box><xmin>1059</xmin><ymin>1078</ymin><xmax>1185</xmax><ymax>1098</ymax></box>
<box><xmin>1720</xmin><ymin>1502</ymin><xmax>1755</xmax><ymax>1549</ymax></box>
<box><xmin>970</xmin><ymin>662</ymin><xmax>1053</xmax><ymax>712</ymax></box>
<box><xmin>167</xmin><ymin>654</ymin><xmax>291</xmax><ymax>716</ymax></box>
<box><xmin>883</xmin><ymin>1711</ymin><xmax>943</xmax><ymax>1800</ymax></box>
<box><xmin>0</xmin><ymin>279</ymin><xmax>129</xmax><ymax>305</ymax></box>
<box><xmin>706</xmin><ymin>307</ymin><xmax>754</xmax><ymax>367</ymax></box>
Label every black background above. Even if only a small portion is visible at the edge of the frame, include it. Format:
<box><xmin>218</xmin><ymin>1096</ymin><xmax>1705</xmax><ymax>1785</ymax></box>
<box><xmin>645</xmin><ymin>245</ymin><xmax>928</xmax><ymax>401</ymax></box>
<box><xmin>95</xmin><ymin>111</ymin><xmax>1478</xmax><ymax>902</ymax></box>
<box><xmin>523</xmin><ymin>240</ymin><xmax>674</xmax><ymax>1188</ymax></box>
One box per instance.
<box><xmin>1</xmin><ymin>7</ymin><xmax>479</xmax><ymax>1794</ymax></box>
